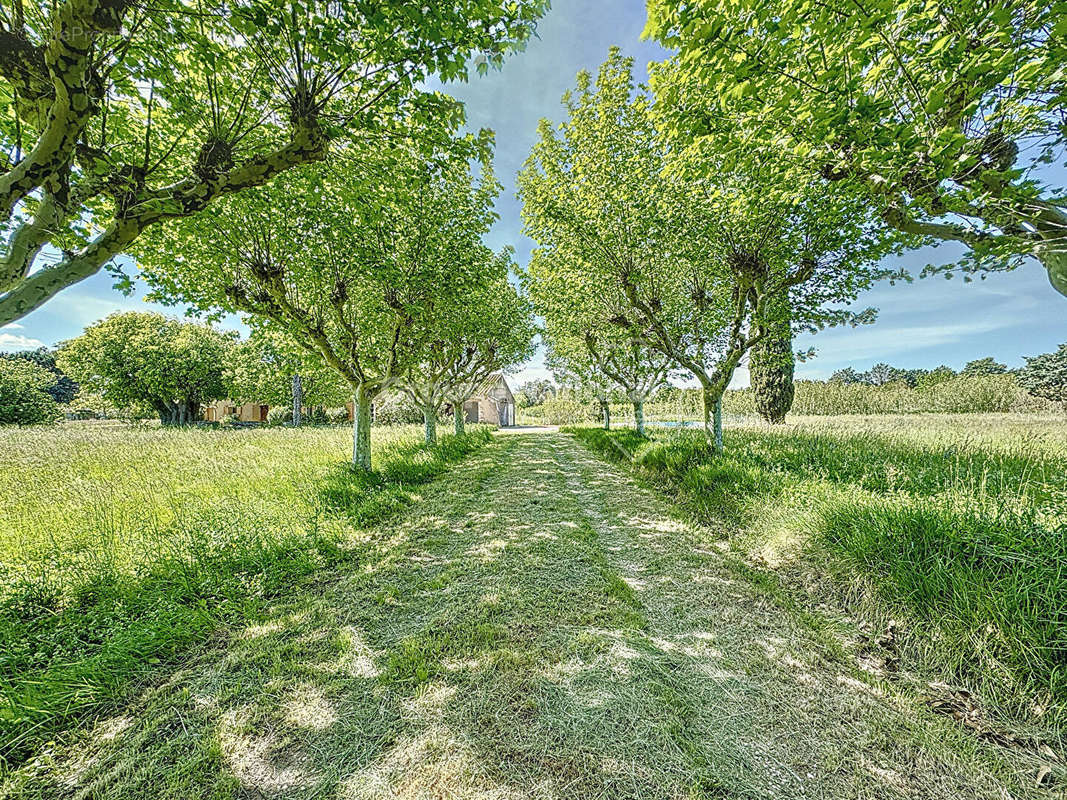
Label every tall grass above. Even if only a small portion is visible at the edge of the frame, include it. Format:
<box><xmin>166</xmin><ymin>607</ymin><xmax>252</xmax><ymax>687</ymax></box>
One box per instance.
<box><xmin>519</xmin><ymin>375</ymin><xmax>1062</xmax><ymax>425</ymax></box>
<box><xmin>0</xmin><ymin>422</ymin><xmax>492</xmax><ymax>768</ymax></box>
<box><xmin>566</xmin><ymin>416</ymin><xmax>1067</xmax><ymax>739</ymax></box>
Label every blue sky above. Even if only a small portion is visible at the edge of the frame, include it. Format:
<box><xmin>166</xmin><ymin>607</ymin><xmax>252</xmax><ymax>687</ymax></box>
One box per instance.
<box><xmin>3</xmin><ymin>0</ymin><xmax>1064</xmax><ymax>386</ymax></box>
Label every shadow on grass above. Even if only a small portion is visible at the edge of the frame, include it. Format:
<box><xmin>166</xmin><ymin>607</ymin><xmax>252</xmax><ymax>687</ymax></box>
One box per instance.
<box><xmin>566</xmin><ymin>424</ymin><xmax>1067</xmax><ymax>738</ymax></box>
<box><xmin>10</xmin><ymin>433</ymin><xmax>1039</xmax><ymax>799</ymax></box>
<box><xmin>0</xmin><ymin>428</ymin><xmax>493</xmax><ymax>772</ymax></box>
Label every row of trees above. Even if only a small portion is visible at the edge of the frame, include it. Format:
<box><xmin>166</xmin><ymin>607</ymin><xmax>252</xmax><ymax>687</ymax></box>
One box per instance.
<box><xmin>519</xmin><ymin>51</ymin><xmax>894</xmax><ymax>449</ymax></box>
<box><xmin>1</xmin><ymin>1</ymin><xmax>546</xmax><ymax>468</ymax></box>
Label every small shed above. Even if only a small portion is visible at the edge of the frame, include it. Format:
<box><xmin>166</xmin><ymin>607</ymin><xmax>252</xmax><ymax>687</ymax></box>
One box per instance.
<box><xmin>461</xmin><ymin>373</ymin><xmax>516</xmax><ymax>427</ymax></box>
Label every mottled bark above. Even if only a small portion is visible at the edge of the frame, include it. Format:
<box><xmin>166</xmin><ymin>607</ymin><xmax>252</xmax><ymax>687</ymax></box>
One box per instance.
<box><xmin>600</xmin><ymin>400</ymin><xmax>611</xmax><ymax>430</ymax></box>
<box><xmin>291</xmin><ymin>373</ymin><xmax>302</xmax><ymax>426</ymax></box>
<box><xmin>702</xmin><ymin>389</ymin><xmax>724</xmax><ymax>454</ymax></box>
<box><xmin>633</xmin><ymin>400</ymin><xmax>644</xmax><ymax>436</ymax></box>
<box><xmin>453</xmin><ymin>403</ymin><xmax>465</xmax><ymax>436</ymax></box>
<box><xmin>352</xmin><ymin>388</ymin><xmax>373</xmax><ymax>471</ymax></box>
<box><xmin>423</xmin><ymin>405</ymin><xmax>438</xmax><ymax>445</ymax></box>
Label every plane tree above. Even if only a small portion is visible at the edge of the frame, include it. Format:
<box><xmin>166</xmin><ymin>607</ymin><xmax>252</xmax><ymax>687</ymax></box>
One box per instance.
<box><xmin>140</xmin><ymin>140</ymin><xmax>499</xmax><ymax>469</ymax></box>
<box><xmin>519</xmin><ymin>50</ymin><xmax>889</xmax><ymax>451</ymax></box>
<box><xmin>645</xmin><ymin>0</ymin><xmax>1067</xmax><ymax>297</ymax></box>
<box><xmin>0</xmin><ymin>0</ymin><xmax>547</xmax><ymax>325</ymax></box>
<box><xmin>399</xmin><ymin>250</ymin><xmax>536</xmax><ymax>443</ymax></box>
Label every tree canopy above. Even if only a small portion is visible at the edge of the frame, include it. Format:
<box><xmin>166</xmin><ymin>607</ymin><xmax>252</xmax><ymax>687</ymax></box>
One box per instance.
<box><xmin>1018</xmin><ymin>343</ymin><xmax>1067</xmax><ymax>404</ymax></box>
<box><xmin>0</xmin><ymin>355</ymin><xmax>60</xmax><ymax>424</ymax></box>
<box><xmin>56</xmin><ymin>311</ymin><xmax>233</xmax><ymax>423</ymax></box>
<box><xmin>519</xmin><ymin>50</ymin><xmax>891</xmax><ymax>449</ymax></box>
<box><xmin>645</xmin><ymin>0</ymin><xmax>1067</xmax><ymax>296</ymax></box>
<box><xmin>0</xmin><ymin>0</ymin><xmax>548</xmax><ymax>325</ymax></box>
<box><xmin>140</xmin><ymin>134</ymin><xmax>506</xmax><ymax>467</ymax></box>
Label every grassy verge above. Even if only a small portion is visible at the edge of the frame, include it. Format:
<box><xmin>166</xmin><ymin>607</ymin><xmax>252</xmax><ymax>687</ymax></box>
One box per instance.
<box><xmin>0</xmin><ymin>423</ymin><xmax>492</xmax><ymax>769</ymax></box>
<box><xmin>565</xmin><ymin>417</ymin><xmax>1067</xmax><ymax>742</ymax></box>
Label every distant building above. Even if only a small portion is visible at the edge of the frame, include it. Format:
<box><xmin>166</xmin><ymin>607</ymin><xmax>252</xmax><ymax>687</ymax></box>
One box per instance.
<box><xmin>203</xmin><ymin>374</ymin><xmax>516</xmax><ymax>426</ymax></box>
<box><xmin>201</xmin><ymin>400</ymin><xmax>269</xmax><ymax>422</ymax></box>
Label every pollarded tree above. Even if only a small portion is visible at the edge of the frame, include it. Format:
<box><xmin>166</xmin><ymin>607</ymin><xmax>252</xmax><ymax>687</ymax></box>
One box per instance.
<box><xmin>1018</xmin><ymin>344</ymin><xmax>1067</xmax><ymax>404</ymax></box>
<box><xmin>0</xmin><ymin>0</ymin><xmax>547</xmax><ymax>325</ymax></box>
<box><xmin>140</xmin><ymin>142</ymin><xmax>500</xmax><ymax>469</ymax></box>
<box><xmin>543</xmin><ymin>338</ymin><xmax>616</xmax><ymax>430</ymax></box>
<box><xmin>646</xmin><ymin>1</ymin><xmax>1067</xmax><ymax>296</ymax></box>
<box><xmin>399</xmin><ymin>250</ymin><xmax>536</xmax><ymax>443</ymax></box>
<box><xmin>519</xmin><ymin>51</ymin><xmax>887</xmax><ymax>451</ymax></box>
<box><xmin>56</xmin><ymin>311</ymin><xmax>233</xmax><ymax>424</ymax></box>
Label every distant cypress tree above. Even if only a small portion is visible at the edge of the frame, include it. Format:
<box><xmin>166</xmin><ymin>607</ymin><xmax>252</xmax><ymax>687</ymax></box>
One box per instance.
<box><xmin>750</xmin><ymin>295</ymin><xmax>794</xmax><ymax>424</ymax></box>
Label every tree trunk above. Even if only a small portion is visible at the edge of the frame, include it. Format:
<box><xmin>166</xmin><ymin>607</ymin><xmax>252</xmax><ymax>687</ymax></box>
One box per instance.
<box><xmin>601</xmin><ymin>400</ymin><xmax>611</xmax><ymax>430</ymax></box>
<box><xmin>423</xmin><ymin>404</ymin><xmax>438</xmax><ymax>445</ymax></box>
<box><xmin>633</xmin><ymin>400</ymin><xmax>644</xmax><ymax>436</ymax></box>
<box><xmin>352</xmin><ymin>387</ymin><xmax>373</xmax><ymax>471</ymax></box>
<box><xmin>702</xmin><ymin>389</ymin><xmax>724</xmax><ymax>454</ymax></box>
<box><xmin>292</xmin><ymin>373</ymin><xmax>302</xmax><ymax>426</ymax></box>
<box><xmin>453</xmin><ymin>403</ymin><xmax>465</xmax><ymax>436</ymax></box>
<box><xmin>750</xmin><ymin>293</ymin><xmax>794</xmax><ymax>424</ymax></box>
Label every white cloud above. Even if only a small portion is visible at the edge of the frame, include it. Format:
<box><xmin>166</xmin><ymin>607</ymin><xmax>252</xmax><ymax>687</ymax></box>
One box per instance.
<box><xmin>1</xmin><ymin>323</ymin><xmax>24</xmax><ymax>330</ymax></box>
<box><xmin>0</xmin><ymin>333</ymin><xmax>46</xmax><ymax>351</ymax></box>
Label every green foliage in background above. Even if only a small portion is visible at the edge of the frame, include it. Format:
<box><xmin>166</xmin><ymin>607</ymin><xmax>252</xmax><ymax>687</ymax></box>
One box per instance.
<box><xmin>1019</xmin><ymin>343</ymin><xmax>1067</xmax><ymax>404</ymax></box>
<box><xmin>0</xmin><ymin>357</ymin><xmax>59</xmax><ymax>424</ymax></box>
<box><xmin>56</xmin><ymin>312</ymin><xmax>233</xmax><ymax>424</ymax></box>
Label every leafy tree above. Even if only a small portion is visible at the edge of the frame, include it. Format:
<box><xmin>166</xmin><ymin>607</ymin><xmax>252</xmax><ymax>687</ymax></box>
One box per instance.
<box><xmin>749</xmin><ymin>294</ymin><xmax>794</xmax><ymax>424</ymax></box>
<box><xmin>56</xmin><ymin>312</ymin><xmax>233</xmax><ymax>424</ymax></box>
<box><xmin>646</xmin><ymin>1</ymin><xmax>1067</xmax><ymax>296</ymax></box>
<box><xmin>829</xmin><ymin>367</ymin><xmax>863</xmax><ymax>385</ymax></box>
<box><xmin>140</xmin><ymin>141</ymin><xmax>500</xmax><ymax>469</ymax></box>
<box><xmin>0</xmin><ymin>346</ymin><xmax>77</xmax><ymax>402</ymax></box>
<box><xmin>544</xmin><ymin>340</ymin><xmax>617</xmax><ymax>430</ymax></box>
<box><xmin>0</xmin><ymin>356</ymin><xmax>60</xmax><ymax>424</ymax></box>
<box><xmin>519</xmin><ymin>50</ymin><xmax>887</xmax><ymax>451</ymax></box>
<box><xmin>917</xmin><ymin>365</ymin><xmax>957</xmax><ymax>388</ymax></box>
<box><xmin>399</xmin><ymin>253</ymin><xmax>536</xmax><ymax>443</ymax></box>
<box><xmin>1018</xmin><ymin>344</ymin><xmax>1067</xmax><ymax>404</ymax></box>
<box><xmin>515</xmin><ymin>379</ymin><xmax>555</xmax><ymax>408</ymax></box>
<box><xmin>226</xmin><ymin>326</ymin><xmax>349</xmax><ymax>416</ymax></box>
<box><xmin>864</xmin><ymin>362</ymin><xmax>905</xmax><ymax>386</ymax></box>
<box><xmin>962</xmin><ymin>357</ymin><xmax>1009</xmax><ymax>376</ymax></box>
<box><xmin>0</xmin><ymin>0</ymin><xmax>547</xmax><ymax>325</ymax></box>
<box><xmin>527</xmin><ymin>243</ymin><xmax>675</xmax><ymax>435</ymax></box>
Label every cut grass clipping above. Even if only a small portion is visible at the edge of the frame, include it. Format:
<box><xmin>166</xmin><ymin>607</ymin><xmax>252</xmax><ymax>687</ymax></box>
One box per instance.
<box><xmin>0</xmin><ymin>423</ymin><xmax>493</xmax><ymax>769</ymax></box>
<box><xmin>566</xmin><ymin>416</ymin><xmax>1067</xmax><ymax>742</ymax></box>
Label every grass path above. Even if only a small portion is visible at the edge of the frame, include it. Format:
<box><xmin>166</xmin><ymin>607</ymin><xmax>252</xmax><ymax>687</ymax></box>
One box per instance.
<box><xmin>5</xmin><ymin>433</ymin><xmax>1042</xmax><ymax>798</ymax></box>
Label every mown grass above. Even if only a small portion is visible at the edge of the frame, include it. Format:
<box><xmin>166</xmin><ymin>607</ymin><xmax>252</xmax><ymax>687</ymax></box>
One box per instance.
<box><xmin>566</xmin><ymin>415</ymin><xmax>1067</xmax><ymax>742</ymax></box>
<box><xmin>0</xmin><ymin>422</ymin><xmax>492</xmax><ymax>769</ymax></box>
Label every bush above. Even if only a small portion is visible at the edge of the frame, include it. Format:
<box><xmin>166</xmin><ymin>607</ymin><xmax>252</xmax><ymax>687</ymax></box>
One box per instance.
<box><xmin>218</xmin><ymin>412</ymin><xmax>240</xmax><ymax>428</ymax></box>
<box><xmin>327</xmin><ymin>407</ymin><xmax>350</xmax><ymax>425</ymax></box>
<box><xmin>537</xmin><ymin>397</ymin><xmax>594</xmax><ymax>425</ymax></box>
<box><xmin>267</xmin><ymin>407</ymin><xmax>292</xmax><ymax>426</ymax></box>
<box><xmin>0</xmin><ymin>359</ymin><xmax>62</xmax><ymax>425</ymax></box>
<box><xmin>373</xmin><ymin>394</ymin><xmax>423</xmax><ymax>425</ymax></box>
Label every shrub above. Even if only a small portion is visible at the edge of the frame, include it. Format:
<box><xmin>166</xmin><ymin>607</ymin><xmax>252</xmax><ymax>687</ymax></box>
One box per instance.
<box><xmin>0</xmin><ymin>359</ymin><xmax>62</xmax><ymax>425</ymax></box>
<box><xmin>373</xmin><ymin>394</ymin><xmax>423</xmax><ymax>425</ymax></box>
<box><xmin>537</xmin><ymin>397</ymin><xmax>594</xmax><ymax>425</ymax></box>
<box><xmin>218</xmin><ymin>412</ymin><xmax>240</xmax><ymax>428</ymax></box>
<box><xmin>327</xmin><ymin>407</ymin><xmax>350</xmax><ymax>425</ymax></box>
<box><xmin>267</xmin><ymin>407</ymin><xmax>292</xmax><ymax>426</ymax></box>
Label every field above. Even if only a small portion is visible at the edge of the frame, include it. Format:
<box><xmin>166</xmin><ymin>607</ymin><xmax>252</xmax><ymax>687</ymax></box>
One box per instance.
<box><xmin>2</xmin><ymin>415</ymin><xmax>1064</xmax><ymax>798</ymax></box>
<box><xmin>569</xmin><ymin>414</ymin><xmax>1067</xmax><ymax>744</ymax></box>
<box><xmin>0</xmin><ymin>422</ymin><xmax>493</xmax><ymax>768</ymax></box>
